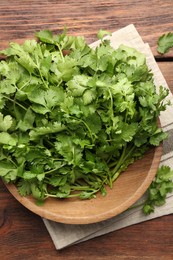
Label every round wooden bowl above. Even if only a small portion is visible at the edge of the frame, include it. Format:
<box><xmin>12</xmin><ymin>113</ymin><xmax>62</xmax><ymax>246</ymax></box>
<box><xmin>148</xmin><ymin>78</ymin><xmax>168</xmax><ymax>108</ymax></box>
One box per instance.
<box><xmin>4</xmin><ymin>145</ymin><xmax>162</xmax><ymax>224</ymax></box>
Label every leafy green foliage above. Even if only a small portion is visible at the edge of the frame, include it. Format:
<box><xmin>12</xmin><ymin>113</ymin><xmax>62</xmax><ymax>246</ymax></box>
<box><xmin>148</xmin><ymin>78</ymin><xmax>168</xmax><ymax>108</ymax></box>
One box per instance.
<box><xmin>157</xmin><ymin>32</ymin><xmax>173</xmax><ymax>54</ymax></box>
<box><xmin>97</xmin><ymin>29</ymin><xmax>112</xmax><ymax>40</ymax></box>
<box><xmin>0</xmin><ymin>113</ymin><xmax>13</xmax><ymax>131</ymax></box>
<box><xmin>0</xmin><ymin>29</ymin><xmax>170</xmax><ymax>202</ymax></box>
<box><xmin>143</xmin><ymin>166</ymin><xmax>173</xmax><ymax>214</ymax></box>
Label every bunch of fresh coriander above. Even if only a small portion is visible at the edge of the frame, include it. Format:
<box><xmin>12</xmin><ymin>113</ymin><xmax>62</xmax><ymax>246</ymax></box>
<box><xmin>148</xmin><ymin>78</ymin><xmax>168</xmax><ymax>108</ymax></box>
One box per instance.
<box><xmin>0</xmin><ymin>29</ymin><xmax>171</xmax><ymax>208</ymax></box>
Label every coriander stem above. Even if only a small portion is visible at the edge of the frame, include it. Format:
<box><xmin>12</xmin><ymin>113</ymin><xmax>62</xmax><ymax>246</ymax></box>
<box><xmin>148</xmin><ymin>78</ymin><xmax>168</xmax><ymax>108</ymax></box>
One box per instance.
<box><xmin>111</xmin><ymin>144</ymin><xmax>135</xmax><ymax>181</ymax></box>
<box><xmin>80</xmin><ymin>119</ymin><xmax>95</xmax><ymax>143</ymax></box>
<box><xmin>2</xmin><ymin>94</ymin><xmax>27</xmax><ymax>111</ymax></box>
<box><xmin>56</xmin><ymin>43</ymin><xmax>64</xmax><ymax>61</ymax></box>
<box><xmin>112</xmin><ymin>144</ymin><xmax>127</xmax><ymax>174</ymax></box>
<box><xmin>19</xmin><ymin>77</ymin><xmax>32</xmax><ymax>90</ymax></box>
<box><xmin>70</xmin><ymin>185</ymin><xmax>91</xmax><ymax>191</ymax></box>
<box><xmin>44</xmin><ymin>166</ymin><xmax>63</xmax><ymax>175</ymax></box>
<box><xmin>34</xmin><ymin>53</ymin><xmax>49</xmax><ymax>89</ymax></box>
<box><xmin>7</xmin><ymin>157</ymin><xmax>18</xmax><ymax>167</ymax></box>
<box><xmin>107</xmin><ymin>87</ymin><xmax>114</xmax><ymax>123</ymax></box>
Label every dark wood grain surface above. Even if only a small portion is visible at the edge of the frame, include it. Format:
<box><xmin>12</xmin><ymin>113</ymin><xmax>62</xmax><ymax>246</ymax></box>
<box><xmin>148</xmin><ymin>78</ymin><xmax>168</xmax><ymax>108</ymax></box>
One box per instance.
<box><xmin>0</xmin><ymin>1</ymin><xmax>173</xmax><ymax>259</ymax></box>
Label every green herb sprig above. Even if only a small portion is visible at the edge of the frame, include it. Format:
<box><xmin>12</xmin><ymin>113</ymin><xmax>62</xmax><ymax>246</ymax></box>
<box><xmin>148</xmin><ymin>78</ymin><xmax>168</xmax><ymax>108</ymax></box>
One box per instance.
<box><xmin>142</xmin><ymin>165</ymin><xmax>173</xmax><ymax>214</ymax></box>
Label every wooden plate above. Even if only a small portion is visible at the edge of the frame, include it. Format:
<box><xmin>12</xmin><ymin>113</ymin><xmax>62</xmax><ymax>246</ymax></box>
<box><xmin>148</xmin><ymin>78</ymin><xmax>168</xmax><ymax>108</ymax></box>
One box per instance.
<box><xmin>4</xmin><ymin>145</ymin><xmax>162</xmax><ymax>224</ymax></box>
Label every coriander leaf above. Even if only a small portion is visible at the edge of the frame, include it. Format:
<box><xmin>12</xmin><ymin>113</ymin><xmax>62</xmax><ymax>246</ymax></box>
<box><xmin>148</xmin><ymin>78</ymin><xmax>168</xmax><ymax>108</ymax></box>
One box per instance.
<box><xmin>157</xmin><ymin>165</ymin><xmax>173</xmax><ymax>181</ymax></box>
<box><xmin>149</xmin><ymin>131</ymin><xmax>168</xmax><ymax>146</ymax></box>
<box><xmin>40</xmin><ymin>55</ymin><xmax>52</xmax><ymax>80</ymax></box>
<box><xmin>35</xmin><ymin>30</ymin><xmax>54</xmax><ymax>44</ymax></box>
<box><xmin>49</xmin><ymin>175</ymin><xmax>67</xmax><ymax>187</ymax></box>
<box><xmin>22</xmin><ymin>40</ymin><xmax>38</xmax><ymax>53</ymax></box>
<box><xmin>120</xmin><ymin>122</ymin><xmax>138</xmax><ymax>142</ymax></box>
<box><xmin>1</xmin><ymin>42</ymin><xmax>37</xmax><ymax>73</ymax></box>
<box><xmin>0</xmin><ymin>113</ymin><xmax>13</xmax><ymax>131</ymax></box>
<box><xmin>29</xmin><ymin>122</ymin><xmax>66</xmax><ymax>140</ymax></box>
<box><xmin>84</xmin><ymin>113</ymin><xmax>101</xmax><ymax>134</ymax></box>
<box><xmin>55</xmin><ymin>135</ymin><xmax>83</xmax><ymax>166</ymax></box>
<box><xmin>57</xmin><ymin>55</ymin><xmax>78</xmax><ymax>81</ymax></box>
<box><xmin>0</xmin><ymin>161</ymin><xmax>17</xmax><ymax>182</ymax></box>
<box><xmin>83</xmin><ymin>89</ymin><xmax>96</xmax><ymax>105</ymax></box>
<box><xmin>31</xmin><ymin>104</ymin><xmax>50</xmax><ymax>115</ymax></box>
<box><xmin>73</xmin><ymin>137</ymin><xmax>91</xmax><ymax>149</ymax></box>
<box><xmin>17</xmin><ymin>179</ymin><xmax>31</xmax><ymax>196</ymax></box>
<box><xmin>0</xmin><ymin>132</ymin><xmax>17</xmax><ymax>146</ymax></box>
<box><xmin>44</xmin><ymin>86</ymin><xmax>65</xmax><ymax>109</ymax></box>
<box><xmin>97</xmin><ymin>29</ymin><xmax>112</xmax><ymax>40</ymax></box>
<box><xmin>17</xmin><ymin>107</ymin><xmax>35</xmax><ymax>131</ymax></box>
<box><xmin>117</xmin><ymin>45</ymin><xmax>146</xmax><ymax>67</ymax></box>
<box><xmin>66</xmin><ymin>75</ymin><xmax>89</xmax><ymax>97</ymax></box>
<box><xmin>79</xmin><ymin>190</ymin><xmax>97</xmax><ymax>199</ymax></box>
<box><xmin>27</xmin><ymin>87</ymin><xmax>48</xmax><ymax>107</ymax></box>
<box><xmin>157</xmin><ymin>32</ymin><xmax>173</xmax><ymax>54</ymax></box>
<box><xmin>0</xmin><ymin>61</ymin><xmax>22</xmax><ymax>95</ymax></box>
<box><xmin>0</xmin><ymin>79</ymin><xmax>16</xmax><ymax>95</ymax></box>
<box><xmin>30</xmin><ymin>182</ymin><xmax>47</xmax><ymax>199</ymax></box>
<box><xmin>22</xmin><ymin>171</ymin><xmax>37</xmax><ymax>180</ymax></box>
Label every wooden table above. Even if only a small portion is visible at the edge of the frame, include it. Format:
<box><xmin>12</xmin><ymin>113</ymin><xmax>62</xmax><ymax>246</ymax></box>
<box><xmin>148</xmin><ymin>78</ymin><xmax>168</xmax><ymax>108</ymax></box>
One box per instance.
<box><xmin>0</xmin><ymin>1</ymin><xmax>173</xmax><ymax>259</ymax></box>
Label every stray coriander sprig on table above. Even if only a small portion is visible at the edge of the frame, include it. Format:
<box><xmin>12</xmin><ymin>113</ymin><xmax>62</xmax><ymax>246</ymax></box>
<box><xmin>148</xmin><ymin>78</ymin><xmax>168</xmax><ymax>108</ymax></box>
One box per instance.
<box><xmin>141</xmin><ymin>31</ymin><xmax>173</xmax><ymax>215</ymax></box>
<box><xmin>0</xmin><ymin>29</ymin><xmax>170</xmax><ymax>202</ymax></box>
<box><xmin>142</xmin><ymin>165</ymin><xmax>173</xmax><ymax>215</ymax></box>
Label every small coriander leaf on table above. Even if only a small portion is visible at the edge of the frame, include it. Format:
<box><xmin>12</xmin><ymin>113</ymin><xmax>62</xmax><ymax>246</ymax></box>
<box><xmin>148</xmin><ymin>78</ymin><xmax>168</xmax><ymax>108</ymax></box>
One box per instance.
<box><xmin>157</xmin><ymin>32</ymin><xmax>173</xmax><ymax>54</ymax></box>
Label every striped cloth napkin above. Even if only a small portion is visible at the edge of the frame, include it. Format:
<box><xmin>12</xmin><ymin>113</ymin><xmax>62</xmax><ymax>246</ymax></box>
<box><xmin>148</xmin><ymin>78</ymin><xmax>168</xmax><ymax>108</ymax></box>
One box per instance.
<box><xmin>43</xmin><ymin>24</ymin><xmax>173</xmax><ymax>250</ymax></box>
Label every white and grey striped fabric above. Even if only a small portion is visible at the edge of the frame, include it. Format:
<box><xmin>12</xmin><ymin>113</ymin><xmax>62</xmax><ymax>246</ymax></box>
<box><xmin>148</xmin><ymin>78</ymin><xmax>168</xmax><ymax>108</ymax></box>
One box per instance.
<box><xmin>43</xmin><ymin>25</ymin><xmax>173</xmax><ymax>250</ymax></box>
